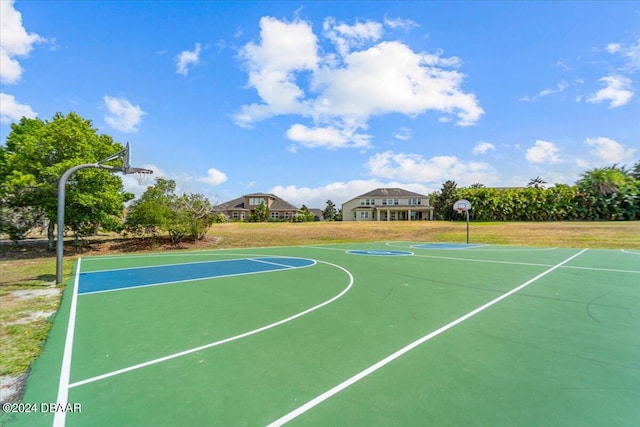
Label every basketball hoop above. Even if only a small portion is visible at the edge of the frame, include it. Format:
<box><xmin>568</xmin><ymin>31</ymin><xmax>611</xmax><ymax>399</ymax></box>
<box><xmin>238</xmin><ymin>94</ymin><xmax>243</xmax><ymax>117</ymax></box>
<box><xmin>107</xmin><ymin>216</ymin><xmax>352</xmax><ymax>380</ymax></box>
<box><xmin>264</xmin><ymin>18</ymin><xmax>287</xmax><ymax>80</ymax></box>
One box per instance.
<box><xmin>452</xmin><ymin>199</ymin><xmax>472</xmax><ymax>244</ymax></box>
<box><xmin>128</xmin><ymin>167</ymin><xmax>153</xmax><ymax>186</ymax></box>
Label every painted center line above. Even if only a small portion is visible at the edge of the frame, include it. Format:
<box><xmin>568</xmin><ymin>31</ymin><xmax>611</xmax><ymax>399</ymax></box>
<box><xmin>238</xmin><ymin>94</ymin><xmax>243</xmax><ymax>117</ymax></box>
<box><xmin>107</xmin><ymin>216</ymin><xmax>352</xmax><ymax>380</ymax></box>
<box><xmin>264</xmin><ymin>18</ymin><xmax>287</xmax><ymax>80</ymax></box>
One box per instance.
<box><xmin>267</xmin><ymin>248</ymin><xmax>589</xmax><ymax>427</ymax></box>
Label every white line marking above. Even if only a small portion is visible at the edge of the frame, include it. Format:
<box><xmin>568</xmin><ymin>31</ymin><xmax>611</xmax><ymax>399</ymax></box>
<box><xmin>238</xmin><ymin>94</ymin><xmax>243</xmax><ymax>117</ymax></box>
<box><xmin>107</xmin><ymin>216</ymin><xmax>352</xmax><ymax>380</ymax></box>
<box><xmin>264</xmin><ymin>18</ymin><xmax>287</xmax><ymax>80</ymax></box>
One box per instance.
<box><xmin>621</xmin><ymin>249</ymin><xmax>640</xmax><ymax>256</ymax></box>
<box><xmin>69</xmin><ymin>260</ymin><xmax>353</xmax><ymax>389</ymax></box>
<box><xmin>53</xmin><ymin>258</ymin><xmax>81</xmax><ymax>427</ymax></box>
<box><xmin>267</xmin><ymin>248</ymin><xmax>589</xmax><ymax>427</ymax></box>
<box><xmin>249</xmin><ymin>257</ymin><xmax>301</xmax><ymax>269</ymax></box>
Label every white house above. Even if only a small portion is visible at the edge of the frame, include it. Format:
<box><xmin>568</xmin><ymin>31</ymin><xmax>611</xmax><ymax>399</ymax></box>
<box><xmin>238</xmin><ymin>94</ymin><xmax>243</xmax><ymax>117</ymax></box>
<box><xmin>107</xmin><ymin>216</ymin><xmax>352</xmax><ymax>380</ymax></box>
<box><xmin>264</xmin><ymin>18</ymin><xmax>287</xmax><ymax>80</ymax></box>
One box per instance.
<box><xmin>342</xmin><ymin>188</ymin><xmax>434</xmax><ymax>221</ymax></box>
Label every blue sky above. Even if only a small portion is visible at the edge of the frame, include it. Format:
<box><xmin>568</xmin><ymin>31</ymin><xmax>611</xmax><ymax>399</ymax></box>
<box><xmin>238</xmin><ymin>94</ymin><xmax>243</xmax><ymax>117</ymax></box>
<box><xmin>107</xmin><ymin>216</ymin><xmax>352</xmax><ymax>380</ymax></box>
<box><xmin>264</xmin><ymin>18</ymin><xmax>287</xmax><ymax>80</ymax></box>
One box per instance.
<box><xmin>1</xmin><ymin>0</ymin><xmax>638</xmax><ymax>209</ymax></box>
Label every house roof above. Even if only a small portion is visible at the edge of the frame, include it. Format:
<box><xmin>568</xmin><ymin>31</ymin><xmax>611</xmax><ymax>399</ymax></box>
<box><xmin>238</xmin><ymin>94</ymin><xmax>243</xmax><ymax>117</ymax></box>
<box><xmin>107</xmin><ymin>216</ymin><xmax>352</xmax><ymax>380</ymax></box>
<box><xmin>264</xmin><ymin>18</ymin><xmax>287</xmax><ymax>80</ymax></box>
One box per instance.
<box><xmin>214</xmin><ymin>193</ymin><xmax>299</xmax><ymax>212</ymax></box>
<box><xmin>356</xmin><ymin>188</ymin><xmax>428</xmax><ymax>198</ymax></box>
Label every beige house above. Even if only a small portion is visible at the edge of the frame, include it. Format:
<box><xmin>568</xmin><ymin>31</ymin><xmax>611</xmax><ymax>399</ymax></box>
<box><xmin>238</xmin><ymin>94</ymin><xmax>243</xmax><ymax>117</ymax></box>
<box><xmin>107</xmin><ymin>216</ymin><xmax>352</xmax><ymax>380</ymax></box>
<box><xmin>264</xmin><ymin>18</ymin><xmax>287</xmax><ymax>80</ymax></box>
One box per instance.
<box><xmin>214</xmin><ymin>193</ymin><xmax>299</xmax><ymax>221</ymax></box>
<box><xmin>342</xmin><ymin>188</ymin><xmax>434</xmax><ymax>221</ymax></box>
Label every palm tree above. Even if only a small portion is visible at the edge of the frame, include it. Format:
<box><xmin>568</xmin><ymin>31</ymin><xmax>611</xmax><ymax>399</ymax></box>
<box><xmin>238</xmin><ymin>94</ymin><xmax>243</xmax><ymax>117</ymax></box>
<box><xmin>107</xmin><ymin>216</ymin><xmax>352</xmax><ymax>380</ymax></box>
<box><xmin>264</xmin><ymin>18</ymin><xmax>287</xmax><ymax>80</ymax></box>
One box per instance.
<box><xmin>527</xmin><ymin>176</ymin><xmax>547</xmax><ymax>189</ymax></box>
<box><xmin>577</xmin><ymin>166</ymin><xmax>630</xmax><ymax>196</ymax></box>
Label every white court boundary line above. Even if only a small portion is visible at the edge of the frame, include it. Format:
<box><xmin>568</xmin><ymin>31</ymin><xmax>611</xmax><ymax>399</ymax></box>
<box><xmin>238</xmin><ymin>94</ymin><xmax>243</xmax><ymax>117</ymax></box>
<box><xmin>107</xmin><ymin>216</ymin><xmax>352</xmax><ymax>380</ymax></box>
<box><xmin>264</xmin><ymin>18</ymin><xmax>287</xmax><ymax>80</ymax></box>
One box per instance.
<box><xmin>267</xmin><ymin>248</ymin><xmax>589</xmax><ymax>427</ymax></box>
<box><xmin>68</xmin><ymin>260</ymin><xmax>353</xmax><ymax>389</ymax></box>
<box><xmin>53</xmin><ymin>258</ymin><xmax>81</xmax><ymax>427</ymax></box>
<box><xmin>621</xmin><ymin>249</ymin><xmax>640</xmax><ymax>256</ymax></box>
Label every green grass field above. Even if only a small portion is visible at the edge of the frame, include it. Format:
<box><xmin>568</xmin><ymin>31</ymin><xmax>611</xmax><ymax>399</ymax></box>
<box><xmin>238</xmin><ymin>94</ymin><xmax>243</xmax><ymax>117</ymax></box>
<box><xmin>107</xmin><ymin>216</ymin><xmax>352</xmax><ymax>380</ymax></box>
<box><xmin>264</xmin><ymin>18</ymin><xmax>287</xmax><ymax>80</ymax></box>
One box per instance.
<box><xmin>2</xmin><ymin>238</ymin><xmax>638</xmax><ymax>426</ymax></box>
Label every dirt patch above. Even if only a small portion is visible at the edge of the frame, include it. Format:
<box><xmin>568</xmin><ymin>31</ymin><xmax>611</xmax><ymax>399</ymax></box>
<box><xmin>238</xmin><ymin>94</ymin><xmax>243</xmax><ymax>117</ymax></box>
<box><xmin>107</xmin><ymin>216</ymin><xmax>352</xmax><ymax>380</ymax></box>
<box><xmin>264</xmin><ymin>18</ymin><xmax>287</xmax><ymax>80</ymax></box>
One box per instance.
<box><xmin>0</xmin><ymin>372</ymin><xmax>28</xmax><ymax>405</ymax></box>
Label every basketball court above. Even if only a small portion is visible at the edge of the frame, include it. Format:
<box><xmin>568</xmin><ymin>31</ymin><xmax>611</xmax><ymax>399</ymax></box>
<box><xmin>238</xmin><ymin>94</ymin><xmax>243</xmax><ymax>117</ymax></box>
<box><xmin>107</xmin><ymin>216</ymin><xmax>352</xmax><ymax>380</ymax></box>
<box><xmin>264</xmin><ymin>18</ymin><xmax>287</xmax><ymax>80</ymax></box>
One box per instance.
<box><xmin>3</xmin><ymin>242</ymin><xmax>639</xmax><ymax>426</ymax></box>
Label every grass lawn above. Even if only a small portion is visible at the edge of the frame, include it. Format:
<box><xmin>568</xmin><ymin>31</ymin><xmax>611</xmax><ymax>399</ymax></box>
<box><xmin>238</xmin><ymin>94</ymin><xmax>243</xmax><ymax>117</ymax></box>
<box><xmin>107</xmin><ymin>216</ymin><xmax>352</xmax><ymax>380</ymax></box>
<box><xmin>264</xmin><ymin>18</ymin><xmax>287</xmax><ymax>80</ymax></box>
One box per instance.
<box><xmin>1</xmin><ymin>220</ymin><xmax>639</xmax><ymax>404</ymax></box>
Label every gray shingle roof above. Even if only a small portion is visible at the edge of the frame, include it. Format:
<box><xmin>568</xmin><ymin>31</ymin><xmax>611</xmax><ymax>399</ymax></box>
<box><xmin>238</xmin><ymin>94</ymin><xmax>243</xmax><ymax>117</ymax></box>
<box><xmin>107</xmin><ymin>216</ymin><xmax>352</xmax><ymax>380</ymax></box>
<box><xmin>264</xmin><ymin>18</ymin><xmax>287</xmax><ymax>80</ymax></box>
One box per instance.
<box><xmin>356</xmin><ymin>188</ymin><xmax>427</xmax><ymax>198</ymax></box>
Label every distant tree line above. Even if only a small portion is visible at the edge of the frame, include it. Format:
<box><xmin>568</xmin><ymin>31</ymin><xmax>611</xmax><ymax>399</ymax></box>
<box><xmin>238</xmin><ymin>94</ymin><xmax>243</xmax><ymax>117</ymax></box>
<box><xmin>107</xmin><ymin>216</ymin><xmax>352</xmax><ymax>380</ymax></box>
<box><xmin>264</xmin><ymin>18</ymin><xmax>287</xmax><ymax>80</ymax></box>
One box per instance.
<box><xmin>432</xmin><ymin>163</ymin><xmax>640</xmax><ymax>221</ymax></box>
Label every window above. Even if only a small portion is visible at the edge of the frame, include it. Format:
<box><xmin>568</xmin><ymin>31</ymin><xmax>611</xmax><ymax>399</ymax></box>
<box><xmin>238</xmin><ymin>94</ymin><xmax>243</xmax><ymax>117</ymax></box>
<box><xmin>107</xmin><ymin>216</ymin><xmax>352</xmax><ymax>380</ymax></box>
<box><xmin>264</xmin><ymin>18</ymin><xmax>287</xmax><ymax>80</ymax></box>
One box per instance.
<box><xmin>360</xmin><ymin>198</ymin><xmax>375</xmax><ymax>206</ymax></box>
<box><xmin>249</xmin><ymin>197</ymin><xmax>265</xmax><ymax>206</ymax></box>
<box><xmin>360</xmin><ymin>211</ymin><xmax>369</xmax><ymax>219</ymax></box>
<box><xmin>271</xmin><ymin>212</ymin><xmax>279</xmax><ymax>219</ymax></box>
<box><xmin>232</xmin><ymin>212</ymin><xmax>239</xmax><ymax>219</ymax></box>
<box><xmin>408</xmin><ymin>198</ymin><xmax>422</xmax><ymax>205</ymax></box>
<box><xmin>284</xmin><ymin>212</ymin><xmax>290</xmax><ymax>219</ymax></box>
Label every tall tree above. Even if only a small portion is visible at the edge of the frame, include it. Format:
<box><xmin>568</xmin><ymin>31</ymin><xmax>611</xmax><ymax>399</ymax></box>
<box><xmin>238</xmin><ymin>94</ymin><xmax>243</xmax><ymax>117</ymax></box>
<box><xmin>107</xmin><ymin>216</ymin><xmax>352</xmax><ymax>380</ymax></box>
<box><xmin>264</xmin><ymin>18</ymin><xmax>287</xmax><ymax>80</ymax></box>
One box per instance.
<box><xmin>323</xmin><ymin>199</ymin><xmax>338</xmax><ymax>220</ymax></box>
<box><xmin>434</xmin><ymin>180</ymin><xmax>458</xmax><ymax>220</ymax></box>
<box><xmin>0</xmin><ymin>113</ymin><xmax>129</xmax><ymax>249</ymax></box>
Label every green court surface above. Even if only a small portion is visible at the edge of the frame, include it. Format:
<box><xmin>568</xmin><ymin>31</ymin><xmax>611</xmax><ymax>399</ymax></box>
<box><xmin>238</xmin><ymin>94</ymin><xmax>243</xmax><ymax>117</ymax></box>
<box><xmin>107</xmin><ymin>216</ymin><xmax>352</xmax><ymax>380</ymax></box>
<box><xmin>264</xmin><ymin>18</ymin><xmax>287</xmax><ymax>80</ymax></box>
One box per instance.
<box><xmin>3</xmin><ymin>243</ymin><xmax>639</xmax><ymax>426</ymax></box>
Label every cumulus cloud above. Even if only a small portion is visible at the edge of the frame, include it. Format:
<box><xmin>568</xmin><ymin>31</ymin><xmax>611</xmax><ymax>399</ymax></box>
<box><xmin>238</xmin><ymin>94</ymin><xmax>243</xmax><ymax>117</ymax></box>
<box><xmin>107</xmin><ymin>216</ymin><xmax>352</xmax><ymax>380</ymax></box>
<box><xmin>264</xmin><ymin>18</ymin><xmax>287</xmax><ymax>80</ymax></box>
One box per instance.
<box><xmin>525</xmin><ymin>140</ymin><xmax>562</xmax><ymax>164</ymax></box>
<box><xmin>366</xmin><ymin>151</ymin><xmax>497</xmax><ymax>186</ymax></box>
<box><xmin>473</xmin><ymin>141</ymin><xmax>496</xmax><ymax>155</ymax></box>
<box><xmin>286</xmin><ymin>123</ymin><xmax>371</xmax><ymax>149</ymax></box>
<box><xmin>587</xmin><ymin>75</ymin><xmax>633</xmax><ymax>108</ymax></box>
<box><xmin>176</xmin><ymin>43</ymin><xmax>202</xmax><ymax>76</ymax></box>
<box><xmin>584</xmin><ymin>137</ymin><xmax>636</xmax><ymax>164</ymax></box>
<box><xmin>234</xmin><ymin>16</ymin><xmax>483</xmax><ymax>149</ymax></box>
<box><xmin>0</xmin><ymin>0</ymin><xmax>43</xmax><ymax>84</ymax></box>
<box><xmin>323</xmin><ymin>17</ymin><xmax>383</xmax><ymax>57</ymax></box>
<box><xmin>197</xmin><ymin>167</ymin><xmax>228</xmax><ymax>186</ymax></box>
<box><xmin>0</xmin><ymin>92</ymin><xmax>37</xmax><ymax>123</ymax></box>
<box><xmin>103</xmin><ymin>95</ymin><xmax>145</xmax><ymax>132</ymax></box>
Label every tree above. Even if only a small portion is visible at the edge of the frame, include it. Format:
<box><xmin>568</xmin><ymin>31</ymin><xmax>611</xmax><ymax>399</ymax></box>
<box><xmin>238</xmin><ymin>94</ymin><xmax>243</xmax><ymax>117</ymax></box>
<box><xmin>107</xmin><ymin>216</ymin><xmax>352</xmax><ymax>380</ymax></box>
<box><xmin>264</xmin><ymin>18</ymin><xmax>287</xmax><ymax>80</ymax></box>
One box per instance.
<box><xmin>527</xmin><ymin>176</ymin><xmax>547</xmax><ymax>189</ymax></box>
<box><xmin>434</xmin><ymin>180</ymin><xmax>458</xmax><ymax>220</ymax></box>
<box><xmin>577</xmin><ymin>165</ymin><xmax>631</xmax><ymax>196</ymax></box>
<box><xmin>323</xmin><ymin>200</ymin><xmax>338</xmax><ymax>220</ymax></box>
<box><xmin>125</xmin><ymin>178</ymin><xmax>216</xmax><ymax>242</ymax></box>
<box><xmin>125</xmin><ymin>177</ymin><xmax>177</xmax><ymax>237</ymax></box>
<box><xmin>0</xmin><ymin>113</ymin><xmax>130</xmax><ymax>249</ymax></box>
<box><xmin>293</xmin><ymin>205</ymin><xmax>315</xmax><ymax>222</ymax></box>
<box><xmin>248</xmin><ymin>201</ymin><xmax>269</xmax><ymax>222</ymax></box>
<box><xmin>630</xmin><ymin>161</ymin><xmax>640</xmax><ymax>180</ymax></box>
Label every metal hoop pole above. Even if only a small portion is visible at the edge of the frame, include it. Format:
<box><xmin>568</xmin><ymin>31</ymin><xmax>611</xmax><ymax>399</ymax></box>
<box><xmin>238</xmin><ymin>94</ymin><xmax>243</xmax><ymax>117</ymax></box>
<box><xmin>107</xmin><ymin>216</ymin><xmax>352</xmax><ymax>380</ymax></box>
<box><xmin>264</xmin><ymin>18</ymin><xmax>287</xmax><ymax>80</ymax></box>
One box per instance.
<box><xmin>56</xmin><ymin>163</ymin><xmax>120</xmax><ymax>284</ymax></box>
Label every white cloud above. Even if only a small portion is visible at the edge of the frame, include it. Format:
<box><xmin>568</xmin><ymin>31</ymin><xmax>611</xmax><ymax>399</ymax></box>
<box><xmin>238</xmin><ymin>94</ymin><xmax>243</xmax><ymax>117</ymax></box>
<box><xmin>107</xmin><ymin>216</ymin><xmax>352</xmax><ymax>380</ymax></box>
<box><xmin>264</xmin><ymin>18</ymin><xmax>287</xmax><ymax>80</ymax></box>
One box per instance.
<box><xmin>0</xmin><ymin>92</ymin><xmax>37</xmax><ymax>123</ymax></box>
<box><xmin>606</xmin><ymin>37</ymin><xmax>640</xmax><ymax>71</ymax></box>
<box><xmin>525</xmin><ymin>140</ymin><xmax>562</xmax><ymax>164</ymax></box>
<box><xmin>520</xmin><ymin>81</ymin><xmax>568</xmax><ymax>102</ymax></box>
<box><xmin>310</xmin><ymin>41</ymin><xmax>482</xmax><ymax>125</ymax></box>
<box><xmin>366</xmin><ymin>151</ymin><xmax>498</xmax><ymax>186</ymax></box>
<box><xmin>235</xmin><ymin>16</ymin><xmax>483</xmax><ymax>149</ymax></box>
<box><xmin>323</xmin><ymin>17</ymin><xmax>383</xmax><ymax>57</ymax></box>
<box><xmin>393</xmin><ymin>127</ymin><xmax>411</xmax><ymax>141</ymax></box>
<box><xmin>285</xmin><ymin>123</ymin><xmax>371</xmax><ymax>149</ymax></box>
<box><xmin>584</xmin><ymin>137</ymin><xmax>636</xmax><ymax>164</ymax></box>
<box><xmin>539</xmin><ymin>81</ymin><xmax>568</xmax><ymax>97</ymax></box>
<box><xmin>234</xmin><ymin>16</ymin><xmax>319</xmax><ymax>127</ymax></box>
<box><xmin>197</xmin><ymin>167</ymin><xmax>228</xmax><ymax>186</ymax></box>
<box><xmin>383</xmin><ymin>16</ymin><xmax>419</xmax><ymax>31</ymax></box>
<box><xmin>176</xmin><ymin>43</ymin><xmax>202</xmax><ymax>76</ymax></box>
<box><xmin>473</xmin><ymin>141</ymin><xmax>496</xmax><ymax>155</ymax></box>
<box><xmin>0</xmin><ymin>0</ymin><xmax>43</xmax><ymax>84</ymax></box>
<box><xmin>103</xmin><ymin>95</ymin><xmax>145</xmax><ymax>133</ymax></box>
<box><xmin>587</xmin><ymin>75</ymin><xmax>634</xmax><ymax>108</ymax></box>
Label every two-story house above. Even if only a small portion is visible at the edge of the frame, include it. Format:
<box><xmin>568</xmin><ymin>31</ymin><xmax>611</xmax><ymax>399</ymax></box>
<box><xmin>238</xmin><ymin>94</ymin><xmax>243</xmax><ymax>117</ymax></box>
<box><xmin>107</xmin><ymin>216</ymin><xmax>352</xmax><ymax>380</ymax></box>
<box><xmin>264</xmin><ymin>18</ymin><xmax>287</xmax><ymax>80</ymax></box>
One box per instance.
<box><xmin>214</xmin><ymin>193</ymin><xmax>299</xmax><ymax>221</ymax></box>
<box><xmin>342</xmin><ymin>188</ymin><xmax>434</xmax><ymax>221</ymax></box>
